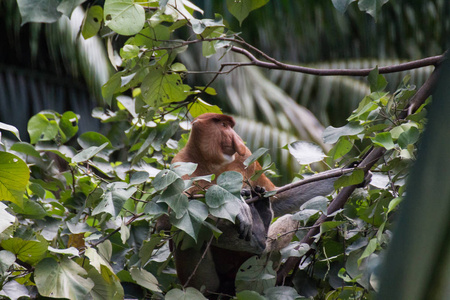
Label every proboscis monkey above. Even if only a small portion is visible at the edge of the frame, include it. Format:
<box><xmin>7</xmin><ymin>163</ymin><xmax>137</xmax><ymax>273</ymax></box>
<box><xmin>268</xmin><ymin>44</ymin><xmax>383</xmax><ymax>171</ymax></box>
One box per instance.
<box><xmin>168</xmin><ymin>113</ymin><xmax>336</xmax><ymax>294</ymax></box>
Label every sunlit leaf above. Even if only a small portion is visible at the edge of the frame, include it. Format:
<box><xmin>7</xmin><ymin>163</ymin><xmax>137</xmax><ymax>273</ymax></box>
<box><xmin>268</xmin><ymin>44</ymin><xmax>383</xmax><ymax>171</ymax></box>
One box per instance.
<box><xmin>104</xmin><ymin>0</ymin><xmax>145</xmax><ymax>35</ymax></box>
<box><xmin>188</xmin><ymin>99</ymin><xmax>222</xmax><ymax>118</ymax></box>
<box><xmin>141</xmin><ymin>69</ymin><xmax>191</xmax><ymax>107</ymax></box>
<box><xmin>130</xmin><ymin>267</ymin><xmax>162</xmax><ymax>292</ymax></box>
<box><xmin>35</xmin><ymin>257</ymin><xmax>94</xmax><ymax>299</ymax></box>
<box><xmin>0</xmin><ymin>122</ymin><xmax>21</xmax><ymax>141</ymax></box>
<box><xmin>0</xmin><ymin>202</ymin><xmax>15</xmax><ymax>233</ymax></box>
<box><xmin>288</xmin><ymin>141</ymin><xmax>326</xmax><ymax>165</ymax></box>
<box><xmin>1</xmin><ymin>237</ymin><xmax>47</xmax><ymax>265</ymax></box>
<box><xmin>28</xmin><ymin>113</ymin><xmax>59</xmax><ymax>144</ymax></box>
<box><xmin>0</xmin><ymin>152</ymin><xmax>29</xmax><ymax>207</ymax></box>
<box><xmin>82</xmin><ymin>5</ymin><xmax>103</xmax><ymax>39</ymax></box>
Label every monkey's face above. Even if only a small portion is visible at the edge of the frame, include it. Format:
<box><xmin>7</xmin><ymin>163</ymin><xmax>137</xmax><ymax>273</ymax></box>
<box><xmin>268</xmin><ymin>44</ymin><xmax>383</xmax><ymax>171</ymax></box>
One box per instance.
<box><xmin>191</xmin><ymin>113</ymin><xmax>247</xmax><ymax>165</ymax></box>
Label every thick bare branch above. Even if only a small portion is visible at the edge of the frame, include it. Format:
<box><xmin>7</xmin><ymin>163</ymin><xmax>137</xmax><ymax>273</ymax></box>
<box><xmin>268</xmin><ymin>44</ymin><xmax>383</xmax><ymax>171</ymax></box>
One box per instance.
<box><xmin>229</xmin><ymin>45</ymin><xmax>443</xmax><ymax>76</ymax></box>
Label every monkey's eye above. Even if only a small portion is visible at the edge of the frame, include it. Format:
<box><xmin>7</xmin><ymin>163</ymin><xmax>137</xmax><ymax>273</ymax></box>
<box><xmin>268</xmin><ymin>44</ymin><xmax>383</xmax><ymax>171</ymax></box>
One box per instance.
<box><xmin>222</xmin><ymin>122</ymin><xmax>227</xmax><ymax>127</ymax></box>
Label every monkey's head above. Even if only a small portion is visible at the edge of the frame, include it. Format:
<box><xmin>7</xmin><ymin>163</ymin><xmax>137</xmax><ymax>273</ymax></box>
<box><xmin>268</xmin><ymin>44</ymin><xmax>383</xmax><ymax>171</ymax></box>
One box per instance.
<box><xmin>190</xmin><ymin>113</ymin><xmax>247</xmax><ymax>166</ymax></box>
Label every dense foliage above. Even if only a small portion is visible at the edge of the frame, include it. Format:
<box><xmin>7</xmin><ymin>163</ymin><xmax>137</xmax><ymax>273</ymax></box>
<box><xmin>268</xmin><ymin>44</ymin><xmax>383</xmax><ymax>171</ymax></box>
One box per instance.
<box><xmin>0</xmin><ymin>0</ymin><xmax>437</xmax><ymax>299</ymax></box>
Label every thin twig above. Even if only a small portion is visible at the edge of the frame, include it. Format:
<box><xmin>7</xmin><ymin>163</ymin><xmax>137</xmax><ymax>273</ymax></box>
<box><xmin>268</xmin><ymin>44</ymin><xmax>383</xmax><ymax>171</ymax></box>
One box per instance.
<box><xmin>183</xmin><ymin>233</ymin><xmax>215</xmax><ymax>288</ymax></box>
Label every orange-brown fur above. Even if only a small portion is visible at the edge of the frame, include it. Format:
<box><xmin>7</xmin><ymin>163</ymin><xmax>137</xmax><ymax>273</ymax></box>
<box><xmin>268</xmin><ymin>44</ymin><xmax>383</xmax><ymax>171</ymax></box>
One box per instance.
<box><xmin>173</xmin><ymin>113</ymin><xmax>276</xmax><ymax>191</ymax></box>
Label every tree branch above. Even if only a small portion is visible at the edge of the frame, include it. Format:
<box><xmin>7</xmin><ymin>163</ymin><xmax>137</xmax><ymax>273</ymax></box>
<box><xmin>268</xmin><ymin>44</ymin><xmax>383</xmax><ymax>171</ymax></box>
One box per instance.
<box><xmin>245</xmin><ymin>168</ymin><xmax>354</xmax><ymax>204</ymax></box>
<box><xmin>229</xmin><ymin>46</ymin><xmax>444</xmax><ymax>76</ymax></box>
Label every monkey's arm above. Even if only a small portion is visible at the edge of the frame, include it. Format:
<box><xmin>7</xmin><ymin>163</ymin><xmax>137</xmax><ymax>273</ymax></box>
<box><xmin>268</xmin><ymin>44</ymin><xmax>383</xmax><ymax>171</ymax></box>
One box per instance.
<box><xmin>271</xmin><ymin>177</ymin><xmax>337</xmax><ymax>218</ymax></box>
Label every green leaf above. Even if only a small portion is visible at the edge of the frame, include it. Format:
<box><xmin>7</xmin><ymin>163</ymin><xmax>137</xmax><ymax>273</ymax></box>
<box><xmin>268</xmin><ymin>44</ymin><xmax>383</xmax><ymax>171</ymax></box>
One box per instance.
<box><xmin>101</xmin><ymin>72</ymin><xmax>122</xmax><ymax>106</ymax></box>
<box><xmin>300</xmin><ymin>196</ymin><xmax>329</xmax><ymax>212</ymax></box>
<box><xmin>59</xmin><ymin>111</ymin><xmax>79</xmax><ymax>143</ymax></box>
<box><xmin>226</xmin><ymin>0</ymin><xmax>270</xmax><ymax>25</ymax></box>
<box><xmin>388</xmin><ymin>197</ymin><xmax>402</xmax><ymax>214</ymax></box>
<box><xmin>358</xmin><ymin>0</ymin><xmax>389</xmax><ymax>20</ymax></box>
<box><xmin>194</xmin><ymin>86</ymin><xmax>217</xmax><ymax>96</ymax></box>
<box><xmin>82</xmin><ymin>5</ymin><xmax>103</xmax><ymax>39</ymax></box>
<box><xmin>57</xmin><ymin>0</ymin><xmax>86</xmax><ymax>17</ymax></box>
<box><xmin>371</xmin><ymin>132</ymin><xmax>395</xmax><ymax>150</ymax></box>
<box><xmin>159</xmin><ymin>179</ymin><xmax>189</xmax><ymax>218</ymax></box>
<box><xmin>35</xmin><ymin>257</ymin><xmax>94</xmax><ymax>299</ymax></box>
<box><xmin>323</xmin><ymin>122</ymin><xmax>364</xmax><ymax>144</ymax></box>
<box><xmin>0</xmin><ymin>250</ymin><xmax>16</xmax><ymax>275</ymax></box>
<box><xmin>171</xmin><ymin>62</ymin><xmax>188</xmax><ymax>72</ymax></box>
<box><xmin>0</xmin><ymin>152</ymin><xmax>29</xmax><ymax>207</ymax></box>
<box><xmin>130</xmin><ymin>267</ymin><xmax>162</xmax><ymax>292</ymax></box>
<box><xmin>191</xmin><ymin>15</ymin><xmax>225</xmax><ymax>35</ymax></box>
<box><xmin>188</xmin><ymin>99</ymin><xmax>222</xmax><ymax>117</ymax></box>
<box><xmin>129</xmin><ymin>171</ymin><xmax>149</xmax><ymax>186</ymax></box>
<box><xmin>92</xmin><ymin>183</ymin><xmax>137</xmax><ymax>217</ymax></box>
<box><xmin>0</xmin><ymin>122</ymin><xmax>21</xmax><ymax>141</ymax></box>
<box><xmin>87</xmin><ymin>267</ymin><xmax>124</xmax><ymax>300</ymax></box>
<box><xmin>320</xmin><ymin>221</ymin><xmax>346</xmax><ymax>234</ymax></box>
<box><xmin>48</xmin><ymin>246</ymin><xmax>79</xmax><ymax>256</ymax></box>
<box><xmin>27</xmin><ymin>113</ymin><xmax>59</xmax><ymax>144</ymax></box>
<box><xmin>133</xmin><ymin>25</ymin><xmax>171</xmax><ymax>48</ymax></box>
<box><xmin>334</xmin><ymin>169</ymin><xmax>365</xmax><ymax>189</ymax></box>
<box><xmin>171</xmin><ymin>162</ymin><xmax>198</xmax><ymax>177</ymax></box>
<box><xmin>85</xmin><ymin>247</ymin><xmax>115</xmax><ymax>275</ymax></box>
<box><xmin>235</xmin><ymin>256</ymin><xmax>276</xmax><ymax>293</ymax></box>
<box><xmin>170</xmin><ymin>200</ymin><xmax>208</xmax><ymax>242</ymax></box>
<box><xmin>17</xmin><ymin>0</ymin><xmax>62</xmax><ymax>25</ymax></box>
<box><xmin>205</xmin><ymin>171</ymin><xmax>243</xmax><ymax>223</ymax></box>
<box><xmin>357</xmin><ymin>238</ymin><xmax>378</xmax><ymax>266</ymax></box>
<box><xmin>153</xmin><ymin>169</ymin><xmax>181</xmax><ymax>191</ymax></box>
<box><xmin>10</xmin><ymin>197</ymin><xmax>47</xmax><ymax>219</ymax></box>
<box><xmin>10</xmin><ymin>142</ymin><xmax>41</xmax><ymax>158</ymax></box>
<box><xmin>1</xmin><ymin>237</ymin><xmax>48</xmax><ymax>265</ymax></box>
<box><xmin>104</xmin><ymin>0</ymin><xmax>145</xmax><ymax>36</ymax></box>
<box><xmin>0</xmin><ymin>202</ymin><xmax>15</xmax><ymax>233</ymax></box>
<box><xmin>236</xmin><ymin>290</ymin><xmax>266</xmax><ymax>300</ymax></box>
<box><xmin>243</xmin><ymin>148</ymin><xmax>269</xmax><ymax>167</ymax></box>
<box><xmin>72</xmin><ymin>143</ymin><xmax>109</xmax><ymax>163</ymax></box>
<box><xmin>141</xmin><ymin>69</ymin><xmax>191</xmax><ymax>107</ymax></box>
<box><xmin>78</xmin><ymin>132</ymin><xmax>114</xmax><ymax>153</ymax></box>
<box><xmin>330</xmin><ymin>138</ymin><xmax>353</xmax><ymax>160</ymax></box>
<box><xmin>331</xmin><ymin>0</ymin><xmax>356</xmax><ymax>13</ymax></box>
<box><xmin>120</xmin><ymin>44</ymin><xmax>140</xmax><ymax>59</ymax></box>
<box><xmin>368</xmin><ymin>67</ymin><xmax>388</xmax><ymax>92</ymax></box>
<box><xmin>165</xmin><ymin>287</ymin><xmax>208</xmax><ymax>300</ymax></box>
<box><xmin>288</xmin><ymin>141</ymin><xmax>326</xmax><ymax>165</ymax></box>
<box><xmin>398</xmin><ymin>126</ymin><xmax>420</xmax><ymax>149</ymax></box>
<box><xmin>264</xmin><ymin>286</ymin><xmax>301</xmax><ymax>299</ymax></box>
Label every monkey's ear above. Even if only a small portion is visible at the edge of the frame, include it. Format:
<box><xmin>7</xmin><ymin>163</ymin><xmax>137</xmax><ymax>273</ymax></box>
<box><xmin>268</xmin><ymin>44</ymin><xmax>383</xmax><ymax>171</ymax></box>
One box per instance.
<box><xmin>233</xmin><ymin>133</ymin><xmax>247</xmax><ymax>156</ymax></box>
